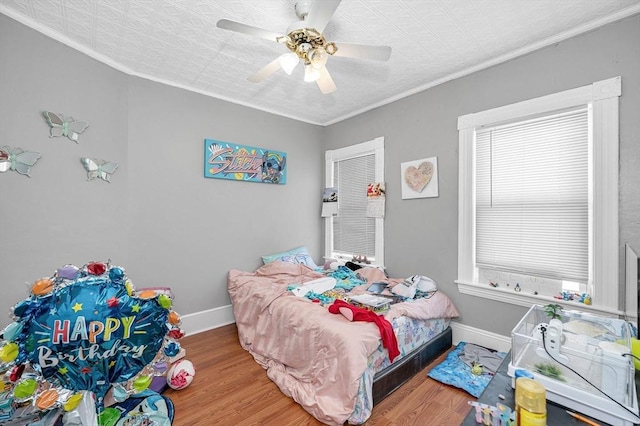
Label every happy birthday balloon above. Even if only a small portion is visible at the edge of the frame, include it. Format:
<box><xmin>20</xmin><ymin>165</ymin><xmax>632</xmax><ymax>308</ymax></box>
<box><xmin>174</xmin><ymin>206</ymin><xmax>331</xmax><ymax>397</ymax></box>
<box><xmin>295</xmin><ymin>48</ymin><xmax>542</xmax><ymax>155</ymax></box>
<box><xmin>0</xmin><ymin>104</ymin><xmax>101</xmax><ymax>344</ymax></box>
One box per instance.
<box><xmin>0</xmin><ymin>261</ymin><xmax>183</xmax><ymax>414</ymax></box>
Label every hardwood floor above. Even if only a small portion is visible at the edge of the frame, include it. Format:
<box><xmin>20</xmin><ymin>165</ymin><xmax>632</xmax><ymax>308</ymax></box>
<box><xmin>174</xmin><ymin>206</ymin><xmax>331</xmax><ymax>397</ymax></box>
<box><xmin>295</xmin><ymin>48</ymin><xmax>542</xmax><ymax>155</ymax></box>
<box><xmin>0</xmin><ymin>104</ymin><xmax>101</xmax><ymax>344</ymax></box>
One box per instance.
<box><xmin>163</xmin><ymin>324</ymin><xmax>475</xmax><ymax>425</ymax></box>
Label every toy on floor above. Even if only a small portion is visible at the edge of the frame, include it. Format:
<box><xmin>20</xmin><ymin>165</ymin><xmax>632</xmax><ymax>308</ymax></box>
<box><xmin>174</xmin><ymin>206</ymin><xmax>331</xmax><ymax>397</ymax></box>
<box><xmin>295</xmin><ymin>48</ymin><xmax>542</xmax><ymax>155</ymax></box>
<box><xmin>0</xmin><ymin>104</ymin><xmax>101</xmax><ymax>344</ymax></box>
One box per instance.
<box><xmin>468</xmin><ymin>401</ymin><xmax>515</xmax><ymax>426</ymax></box>
<box><xmin>166</xmin><ymin>360</ymin><xmax>195</xmax><ymax>391</ymax></box>
<box><xmin>427</xmin><ymin>342</ymin><xmax>507</xmax><ymax>398</ymax></box>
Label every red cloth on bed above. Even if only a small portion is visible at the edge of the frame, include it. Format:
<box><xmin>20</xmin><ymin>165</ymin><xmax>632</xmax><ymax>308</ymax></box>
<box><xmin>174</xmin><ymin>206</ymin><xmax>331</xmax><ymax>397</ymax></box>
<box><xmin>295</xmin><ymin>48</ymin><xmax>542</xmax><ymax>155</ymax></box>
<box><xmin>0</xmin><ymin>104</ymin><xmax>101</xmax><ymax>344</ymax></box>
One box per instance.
<box><xmin>328</xmin><ymin>299</ymin><xmax>400</xmax><ymax>362</ymax></box>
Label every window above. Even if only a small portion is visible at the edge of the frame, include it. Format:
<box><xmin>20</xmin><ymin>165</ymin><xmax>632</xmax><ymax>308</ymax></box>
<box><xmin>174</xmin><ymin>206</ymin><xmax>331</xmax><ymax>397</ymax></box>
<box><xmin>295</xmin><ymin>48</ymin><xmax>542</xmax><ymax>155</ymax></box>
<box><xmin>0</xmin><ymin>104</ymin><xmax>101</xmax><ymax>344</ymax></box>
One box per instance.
<box><xmin>457</xmin><ymin>77</ymin><xmax>621</xmax><ymax>314</ymax></box>
<box><xmin>325</xmin><ymin>137</ymin><xmax>384</xmax><ymax>266</ymax></box>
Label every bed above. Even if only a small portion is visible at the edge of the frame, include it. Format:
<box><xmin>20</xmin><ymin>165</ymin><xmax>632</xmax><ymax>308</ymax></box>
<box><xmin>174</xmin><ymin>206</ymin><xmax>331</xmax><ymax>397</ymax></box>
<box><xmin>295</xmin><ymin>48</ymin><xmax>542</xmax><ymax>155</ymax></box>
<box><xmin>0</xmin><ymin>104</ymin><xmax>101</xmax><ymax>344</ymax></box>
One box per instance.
<box><xmin>227</xmin><ymin>261</ymin><xmax>459</xmax><ymax>425</ymax></box>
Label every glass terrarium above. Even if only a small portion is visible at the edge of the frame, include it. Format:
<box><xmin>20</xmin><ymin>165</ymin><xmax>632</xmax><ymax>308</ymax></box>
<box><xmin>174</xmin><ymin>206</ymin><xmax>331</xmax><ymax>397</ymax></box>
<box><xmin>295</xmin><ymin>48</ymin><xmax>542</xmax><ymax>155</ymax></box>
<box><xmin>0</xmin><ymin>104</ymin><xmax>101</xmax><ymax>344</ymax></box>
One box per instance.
<box><xmin>508</xmin><ymin>304</ymin><xmax>637</xmax><ymax>426</ymax></box>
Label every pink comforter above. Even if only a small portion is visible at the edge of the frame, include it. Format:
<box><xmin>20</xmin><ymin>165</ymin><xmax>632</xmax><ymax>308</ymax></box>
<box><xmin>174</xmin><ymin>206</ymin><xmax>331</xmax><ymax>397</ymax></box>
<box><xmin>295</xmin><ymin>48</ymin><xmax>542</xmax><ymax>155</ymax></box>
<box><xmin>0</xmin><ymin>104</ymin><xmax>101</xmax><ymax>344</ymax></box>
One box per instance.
<box><xmin>227</xmin><ymin>262</ymin><xmax>459</xmax><ymax>425</ymax></box>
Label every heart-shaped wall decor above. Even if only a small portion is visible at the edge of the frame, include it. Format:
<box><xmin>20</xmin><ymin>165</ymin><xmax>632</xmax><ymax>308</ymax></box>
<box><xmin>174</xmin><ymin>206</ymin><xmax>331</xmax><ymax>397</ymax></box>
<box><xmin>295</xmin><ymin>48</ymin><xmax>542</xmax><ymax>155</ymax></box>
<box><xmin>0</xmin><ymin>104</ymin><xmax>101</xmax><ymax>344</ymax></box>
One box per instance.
<box><xmin>404</xmin><ymin>161</ymin><xmax>433</xmax><ymax>193</ymax></box>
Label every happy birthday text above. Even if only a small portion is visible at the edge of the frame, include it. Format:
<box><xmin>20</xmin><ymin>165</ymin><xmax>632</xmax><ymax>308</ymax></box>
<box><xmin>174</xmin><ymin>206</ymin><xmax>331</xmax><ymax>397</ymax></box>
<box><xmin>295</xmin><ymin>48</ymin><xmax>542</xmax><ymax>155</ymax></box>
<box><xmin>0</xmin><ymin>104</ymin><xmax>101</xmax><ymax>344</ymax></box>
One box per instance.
<box><xmin>37</xmin><ymin>315</ymin><xmax>148</xmax><ymax>367</ymax></box>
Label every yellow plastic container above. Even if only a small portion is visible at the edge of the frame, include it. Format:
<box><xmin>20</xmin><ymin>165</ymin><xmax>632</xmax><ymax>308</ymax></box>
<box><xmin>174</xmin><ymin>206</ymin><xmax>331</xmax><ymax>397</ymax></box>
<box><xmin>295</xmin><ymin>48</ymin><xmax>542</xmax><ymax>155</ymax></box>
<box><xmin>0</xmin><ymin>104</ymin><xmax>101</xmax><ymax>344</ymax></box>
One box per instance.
<box><xmin>631</xmin><ymin>338</ymin><xmax>640</xmax><ymax>370</ymax></box>
<box><xmin>515</xmin><ymin>378</ymin><xmax>547</xmax><ymax>426</ymax></box>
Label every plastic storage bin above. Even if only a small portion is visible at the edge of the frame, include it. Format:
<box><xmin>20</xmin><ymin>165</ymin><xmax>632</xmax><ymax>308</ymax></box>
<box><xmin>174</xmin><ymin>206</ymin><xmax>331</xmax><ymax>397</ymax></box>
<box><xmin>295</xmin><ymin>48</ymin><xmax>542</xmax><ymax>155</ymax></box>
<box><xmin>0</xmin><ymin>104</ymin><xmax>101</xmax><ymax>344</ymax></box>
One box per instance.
<box><xmin>508</xmin><ymin>304</ymin><xmax>638</xmax><ymax>426</ymax></box>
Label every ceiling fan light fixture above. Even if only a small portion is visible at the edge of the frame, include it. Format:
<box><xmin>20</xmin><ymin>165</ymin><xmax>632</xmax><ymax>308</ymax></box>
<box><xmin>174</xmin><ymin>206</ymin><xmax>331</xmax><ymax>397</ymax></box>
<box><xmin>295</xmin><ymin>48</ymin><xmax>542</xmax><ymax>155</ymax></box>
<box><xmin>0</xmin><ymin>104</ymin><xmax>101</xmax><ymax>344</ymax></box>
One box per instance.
<box><xmin>309</xmin><ymin>46</ymin><xmax>328</xmax><ymax>69</ymax></box>
<box><xmin>296</xmin><ymin>42</ymin><xmax>312</xmax><ymax>56</ymax></box>
<box><xmin>279</xmin><ymin>53</ymin><xmax>299</xmax><ymax>75</ymax></box>
<box><xmin>217</xmin><ymin>0</ymin><xmax>391</xmax><ymax>94</ymax></box>
<box><xmin>303</xmin><ymin>63</ymin><xmax>321</xmax><ymax>82</ymax></box>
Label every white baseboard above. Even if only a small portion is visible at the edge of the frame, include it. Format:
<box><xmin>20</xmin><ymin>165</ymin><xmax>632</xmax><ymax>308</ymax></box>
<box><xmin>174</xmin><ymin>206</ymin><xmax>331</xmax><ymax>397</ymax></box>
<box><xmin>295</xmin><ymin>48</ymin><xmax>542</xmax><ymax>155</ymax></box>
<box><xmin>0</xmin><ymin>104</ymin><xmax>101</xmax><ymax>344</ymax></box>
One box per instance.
<box><xmin>450</xmin><ymin>321</ymin><xmax>511</xmax><ymax>353</ymax></box>
<box><xmin>181</xmin><ymin>306</ymin><xmax>512</xmax><ymax>354</ymax></box>
<box><xmin>180</xmin><ymin>304</ymin><xmax>235</xmax><ymax>336</ymax></box>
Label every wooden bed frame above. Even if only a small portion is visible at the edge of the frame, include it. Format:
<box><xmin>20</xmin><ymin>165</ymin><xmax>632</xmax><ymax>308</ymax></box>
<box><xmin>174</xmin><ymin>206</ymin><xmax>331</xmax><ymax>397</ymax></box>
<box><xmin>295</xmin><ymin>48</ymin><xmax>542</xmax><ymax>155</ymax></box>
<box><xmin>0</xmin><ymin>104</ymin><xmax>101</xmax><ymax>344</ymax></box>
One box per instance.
<box><xmin>372</xmin><ymin>326</ymin><xmax>452</xmax><ymax>404</ymax></box>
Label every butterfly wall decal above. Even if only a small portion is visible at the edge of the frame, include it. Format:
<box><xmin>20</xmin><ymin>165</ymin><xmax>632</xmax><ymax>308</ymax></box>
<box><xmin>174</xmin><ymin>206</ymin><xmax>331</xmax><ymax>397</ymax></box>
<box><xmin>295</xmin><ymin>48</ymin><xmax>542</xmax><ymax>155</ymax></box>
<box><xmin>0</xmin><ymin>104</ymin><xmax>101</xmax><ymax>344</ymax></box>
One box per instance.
<box><xmin>43</xmin><ymin>111</ymin><xmax>89</xmax><ymax>143</ymax></box>
<box><xmin>0</xmin><ymin>145</ymin><xmax>42</xmax><ymax>177</ymax></box>
<box><xmin>80</xmin><ymin>157</ymin><xmax>119</xmax><ymax>183</ymax></box>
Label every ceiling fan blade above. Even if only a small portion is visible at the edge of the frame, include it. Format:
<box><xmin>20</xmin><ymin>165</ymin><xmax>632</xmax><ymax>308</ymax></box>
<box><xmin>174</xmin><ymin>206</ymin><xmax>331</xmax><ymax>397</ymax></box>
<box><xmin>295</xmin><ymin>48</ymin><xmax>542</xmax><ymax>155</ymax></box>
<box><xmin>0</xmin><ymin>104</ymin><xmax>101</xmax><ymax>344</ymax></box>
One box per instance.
<box><xmin>248</xmin><ymin>58</ymin><xmax>283</xmax><ymax>83</ymax></box>
<box><xmin>305</xmin><ymin>0</ymin><xmax>342</xmax><ymax>33</ymax></box>
<box><xmin>316</xmin><ymin>67</ymin><xmax>337</xmax><ymax>94</ymax></box>
<box><xmin>217</xmin><ymin>19</ymin><xmax>283</xmax><ymax>42</ymax></box>
<box><xmin>333</xmin><ymin>42</ymin><xmax>391</xmax><ymax>61</ymax></box>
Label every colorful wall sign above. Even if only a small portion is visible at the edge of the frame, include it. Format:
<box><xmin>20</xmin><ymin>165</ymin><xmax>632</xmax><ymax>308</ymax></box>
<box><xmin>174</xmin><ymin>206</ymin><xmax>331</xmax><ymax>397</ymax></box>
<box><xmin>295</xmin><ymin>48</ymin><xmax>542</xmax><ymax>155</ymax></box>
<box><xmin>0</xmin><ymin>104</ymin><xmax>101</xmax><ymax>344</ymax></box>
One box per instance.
<box><xmin>204</xmin><ymin>139</ymin><xmax>287</xmax><ymax>184</ymax></box>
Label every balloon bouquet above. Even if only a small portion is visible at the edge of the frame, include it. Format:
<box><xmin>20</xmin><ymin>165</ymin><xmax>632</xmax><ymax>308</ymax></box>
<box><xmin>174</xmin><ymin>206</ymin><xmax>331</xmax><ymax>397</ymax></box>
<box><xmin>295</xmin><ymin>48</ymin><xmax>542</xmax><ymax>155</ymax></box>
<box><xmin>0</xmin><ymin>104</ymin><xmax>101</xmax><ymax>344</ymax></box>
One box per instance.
<box><xmin>0</xmin><ymin>261</ymin><xmax>192</xmax><ymax>425</ymax></box>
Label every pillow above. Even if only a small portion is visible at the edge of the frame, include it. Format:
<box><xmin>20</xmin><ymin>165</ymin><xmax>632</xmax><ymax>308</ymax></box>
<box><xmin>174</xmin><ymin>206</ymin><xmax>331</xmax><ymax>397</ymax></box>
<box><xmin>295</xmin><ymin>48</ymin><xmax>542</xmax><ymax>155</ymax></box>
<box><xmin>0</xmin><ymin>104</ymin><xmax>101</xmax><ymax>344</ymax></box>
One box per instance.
<box><xmin>262</xmin><ymin>246</ymin><xmax>320</xmax><ymax>269</ymax></box>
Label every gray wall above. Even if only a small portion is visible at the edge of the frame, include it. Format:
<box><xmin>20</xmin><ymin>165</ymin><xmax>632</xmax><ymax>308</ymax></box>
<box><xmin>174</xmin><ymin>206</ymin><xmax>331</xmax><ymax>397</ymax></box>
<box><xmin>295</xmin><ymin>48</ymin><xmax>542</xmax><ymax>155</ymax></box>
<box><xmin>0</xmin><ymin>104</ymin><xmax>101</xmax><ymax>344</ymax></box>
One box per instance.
<box><xmin>0</xmin><ymin>14</ymin><xmax>324</xmax><ymax>322</ymax></box>
<box><xmin>325</xmin><ymin>14</ymin><xmax>640</xmax><ymax>336</ymax></box>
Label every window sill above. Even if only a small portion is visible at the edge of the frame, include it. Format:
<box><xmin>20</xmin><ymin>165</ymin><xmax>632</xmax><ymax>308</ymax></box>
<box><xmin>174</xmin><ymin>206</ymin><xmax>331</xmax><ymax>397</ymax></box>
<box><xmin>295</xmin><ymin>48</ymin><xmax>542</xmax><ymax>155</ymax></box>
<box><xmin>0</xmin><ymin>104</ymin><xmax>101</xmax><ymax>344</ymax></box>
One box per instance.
<box><xmin>455</xmin><ymin>280</ymin><xmax>624</xmax><ymax>317</ymax></box>
<box><xmin>326</xmin><ymin>256</ymin><xmax>385</xmax><ymax>270</ymax></box>
<box><xmin>349</xmin><ymin>261</ymin><xmax>385</xmax><ymax>270</ymax></box>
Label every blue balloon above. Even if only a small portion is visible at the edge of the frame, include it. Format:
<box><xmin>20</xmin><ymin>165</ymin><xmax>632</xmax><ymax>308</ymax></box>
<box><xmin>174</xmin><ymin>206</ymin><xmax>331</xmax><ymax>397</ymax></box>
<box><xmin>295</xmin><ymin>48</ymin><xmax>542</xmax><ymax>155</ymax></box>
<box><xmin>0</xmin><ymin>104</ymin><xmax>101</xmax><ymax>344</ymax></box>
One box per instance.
<box><xmin>5</xmin><ymin>263</ymin><xmax>175</xmax><ymax>409</ymax></box>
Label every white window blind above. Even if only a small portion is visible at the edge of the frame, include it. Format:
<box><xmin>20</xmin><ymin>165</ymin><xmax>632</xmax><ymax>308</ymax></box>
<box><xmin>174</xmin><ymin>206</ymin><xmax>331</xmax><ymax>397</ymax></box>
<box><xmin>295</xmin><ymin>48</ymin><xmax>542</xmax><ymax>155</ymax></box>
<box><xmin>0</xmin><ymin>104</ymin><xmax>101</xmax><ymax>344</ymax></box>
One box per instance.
<box><xmin>333</xmin><ymin>153</ymin><xmax>376</xmax><ymax>258</ymax></box>
<box><xmin>475</xmin><ymin>107</ymin><xmax>589</xmax><ymax>283</ymax></box>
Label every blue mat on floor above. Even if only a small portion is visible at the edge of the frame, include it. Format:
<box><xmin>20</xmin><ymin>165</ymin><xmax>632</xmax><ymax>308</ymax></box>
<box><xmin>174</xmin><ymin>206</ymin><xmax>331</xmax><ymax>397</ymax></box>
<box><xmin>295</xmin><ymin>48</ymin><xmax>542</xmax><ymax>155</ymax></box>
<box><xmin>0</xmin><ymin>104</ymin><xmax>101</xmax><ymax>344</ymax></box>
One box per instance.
<box><xmin>427</xmin><ymin>341</ymin><xmax>506</xmax><ymax>397</ymax></box>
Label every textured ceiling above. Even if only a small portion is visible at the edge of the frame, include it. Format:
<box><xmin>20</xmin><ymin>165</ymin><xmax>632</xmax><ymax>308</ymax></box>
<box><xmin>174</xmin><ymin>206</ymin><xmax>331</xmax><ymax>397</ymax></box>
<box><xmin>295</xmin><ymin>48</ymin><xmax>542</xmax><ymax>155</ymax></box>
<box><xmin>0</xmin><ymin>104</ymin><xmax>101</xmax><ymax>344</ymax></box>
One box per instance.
<box><xmin>1</xmin><ymin>0</ymin><xmax>639</xmax><ymax>126</ymax></box>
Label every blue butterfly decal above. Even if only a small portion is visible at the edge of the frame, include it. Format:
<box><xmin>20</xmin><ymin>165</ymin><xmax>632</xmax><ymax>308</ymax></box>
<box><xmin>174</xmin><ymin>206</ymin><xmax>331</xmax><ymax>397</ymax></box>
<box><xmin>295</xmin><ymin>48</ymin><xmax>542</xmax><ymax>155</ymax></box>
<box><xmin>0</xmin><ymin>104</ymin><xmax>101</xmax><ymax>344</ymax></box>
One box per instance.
<box><xmin>0</xmin><ymin>145</ymin><xmax>42</xmax><ymax>177</ymax></box>
<box><xmin>43</xmin><ymin>111</ymin><xmax>89</xmax><ymax>143</ymax></box>
<box><xmin>81</xmin><ymin>157</ymin><xmax>119</xmax><ymax>182</ymax></box>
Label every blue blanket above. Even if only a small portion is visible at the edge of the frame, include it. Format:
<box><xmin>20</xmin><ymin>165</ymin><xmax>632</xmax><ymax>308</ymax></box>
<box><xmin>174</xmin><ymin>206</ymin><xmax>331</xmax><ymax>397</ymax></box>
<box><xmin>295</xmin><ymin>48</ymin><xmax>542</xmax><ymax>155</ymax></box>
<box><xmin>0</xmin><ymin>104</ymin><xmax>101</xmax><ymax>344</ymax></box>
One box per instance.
<box><xmin>427</xmin><ymin>341</ymin><xmax>506</xmax><ymax>398</ymax></box>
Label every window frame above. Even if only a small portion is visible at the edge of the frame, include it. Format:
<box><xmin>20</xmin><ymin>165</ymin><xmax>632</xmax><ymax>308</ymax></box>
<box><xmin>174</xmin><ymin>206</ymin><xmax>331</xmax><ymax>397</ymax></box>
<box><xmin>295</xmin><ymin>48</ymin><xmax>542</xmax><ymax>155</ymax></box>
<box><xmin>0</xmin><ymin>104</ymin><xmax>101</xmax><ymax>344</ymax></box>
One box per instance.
<box><xmin>324</xmin><ymin>137</ymin><xmax>385</xmax><ymax>267</ymax></box>
<box><xmin>456</xmin><ymin>77</ymin><xmax>621</xmax><ymax>316</ymax></box>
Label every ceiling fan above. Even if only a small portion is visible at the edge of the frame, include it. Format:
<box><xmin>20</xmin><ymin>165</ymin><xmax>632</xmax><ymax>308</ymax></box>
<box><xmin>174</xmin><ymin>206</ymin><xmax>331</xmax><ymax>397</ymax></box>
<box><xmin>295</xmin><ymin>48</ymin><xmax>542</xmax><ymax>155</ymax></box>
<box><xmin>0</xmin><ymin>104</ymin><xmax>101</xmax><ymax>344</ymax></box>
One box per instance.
<box><xmin>216</xmin><ymin>0</ymin><xmax>391</xmax><ymax>94</ymax></box>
